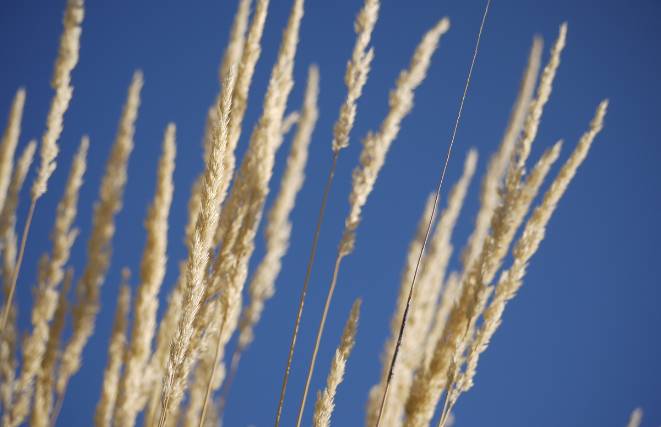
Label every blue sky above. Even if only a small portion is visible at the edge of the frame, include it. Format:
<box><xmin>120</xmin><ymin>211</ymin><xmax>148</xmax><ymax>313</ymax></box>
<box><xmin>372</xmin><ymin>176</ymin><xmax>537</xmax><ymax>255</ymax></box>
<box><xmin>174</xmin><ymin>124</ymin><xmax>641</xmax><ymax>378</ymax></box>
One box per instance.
<box><xmin>1</xmin><ymin>0</ymin><xmax>659</xmax><ymax>426</ymax></box>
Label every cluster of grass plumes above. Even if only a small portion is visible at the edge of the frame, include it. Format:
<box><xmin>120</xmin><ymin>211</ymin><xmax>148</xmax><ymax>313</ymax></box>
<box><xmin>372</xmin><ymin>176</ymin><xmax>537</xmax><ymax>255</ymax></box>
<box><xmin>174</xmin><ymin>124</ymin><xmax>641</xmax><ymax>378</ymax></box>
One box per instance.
<box><xmin>0</xmin><ymin>0</ymin><xmax>614</xmax><ymax>426</ymax></box>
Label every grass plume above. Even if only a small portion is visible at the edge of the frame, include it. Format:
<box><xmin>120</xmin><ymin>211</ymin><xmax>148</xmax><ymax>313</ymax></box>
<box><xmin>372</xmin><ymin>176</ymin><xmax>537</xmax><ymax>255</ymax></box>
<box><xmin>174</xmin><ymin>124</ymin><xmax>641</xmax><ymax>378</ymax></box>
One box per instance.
<box><xmin>312</xmin><ymin>300</ymin><xmax>360</xmax><ymax>427</ymax></box>
<box><xmin>116</xmin><ymin>124</ymin><xmax>176</xmax><ymax>427</ymax></box>
<box><xmin>94</xmin><ymin>273</ymin><xmax>130</xmax><ymax>427</ymax></box>
<box><xmin>6</xmin><ymin>136</ymin><xmax>87</xmax><ymax>427</ymax></box>
<box><xmin>54</xmin><ymin>71</ymin><xmax>142</xmax><ymax>422</ymax></box>
<box><xmin>276</xmin><ymin>0</ymin><xmax>381</xmax><ymax>422</ymax></box>
<box><xmin>0</xmin><ymin>89</ymin><xmax>26</xmax><ymax>215</ymax></box>
<box><xmin>0</xmin><ymin>1</ymin><xmax>614</xmax><ymax>426</ymax></box>
<box><xmin>0</xmin><ymin>0</ymin><xmax>85</xmax><ymax>333</ymax></box>
<box><xmin>221</xmin><ymin>64</ymin><xmax>319</xmax><ymax>411</ymax></box>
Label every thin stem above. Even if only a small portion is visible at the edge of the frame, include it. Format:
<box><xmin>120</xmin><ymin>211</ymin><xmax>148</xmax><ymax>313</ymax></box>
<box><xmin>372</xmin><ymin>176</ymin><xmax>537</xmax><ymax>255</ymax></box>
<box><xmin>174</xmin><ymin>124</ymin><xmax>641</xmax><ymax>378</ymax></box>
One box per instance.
<box><xmin>295</xmin><ymin>252</ymin><xmax>344</xmax><ymax>427</ymax></box>
<box><xmin>198</xmin><ymin>312</ymin><xmax>228</xmax><ymax>427</ymax></box>
<box><xmin>274</xmin><ymin>152</ymin><xmax>339</xmax><ymax>427</ymax></box>
<box><xmin>437</xmin><ymin>394</ymin><xmax>454</xmax><ymax>427</ymax></box>
<box><xmin>158</xmin><ymin>394</ymin><xmax>170</xmax><ymax>427</ymax></box>
<box><xmin>1</xmin><ymin>197</ymin><xmax>36</xmax><ymax>332</ymax></box>
<box><xmin>374</xmin><ymin>1</ymin><xmax>491</xmax><ymax>425</ymax></box>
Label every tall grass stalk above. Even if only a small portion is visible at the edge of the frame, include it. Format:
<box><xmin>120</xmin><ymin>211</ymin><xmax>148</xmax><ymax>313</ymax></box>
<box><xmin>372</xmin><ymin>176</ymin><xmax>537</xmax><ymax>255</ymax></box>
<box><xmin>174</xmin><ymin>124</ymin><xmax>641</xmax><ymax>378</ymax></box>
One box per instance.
<box><xmin>0</xmin><ymin>0</ymin><xmax>84</xmax><ymax>332</ymax></box>
<box><xmin>275</xmin><ymin>1</ymin><xmax>380</xmax><ymax>423</ymax></box>
<box><xmin>376</xmin><ymin>1</ymin><xmax>491</xmax><ymax>424</ymax></box>
<box><xmin>219</xmin><ymin>64</ymin><xmax>319</xmax><ymax>415</ymax></box>
<box><xmin>296</xmin><ymin>17</ymin><xmax>449</xmax><ymax>426</ymax></box>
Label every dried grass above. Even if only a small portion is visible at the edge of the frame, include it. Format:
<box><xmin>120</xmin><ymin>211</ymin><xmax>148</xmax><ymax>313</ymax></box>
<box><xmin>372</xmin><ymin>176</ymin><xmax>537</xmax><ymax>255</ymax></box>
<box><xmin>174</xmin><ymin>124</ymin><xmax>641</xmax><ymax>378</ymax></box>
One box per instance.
<box><xmin>0</xmin><ymin>2</ymin><xmax>612</xmax><ymax>426</ymax></box>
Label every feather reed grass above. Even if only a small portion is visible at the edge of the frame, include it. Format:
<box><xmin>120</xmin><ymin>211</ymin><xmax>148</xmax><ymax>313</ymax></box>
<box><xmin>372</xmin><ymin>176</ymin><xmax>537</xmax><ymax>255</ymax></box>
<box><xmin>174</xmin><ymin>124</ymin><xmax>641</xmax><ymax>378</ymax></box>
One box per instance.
<box><xmin>298</xmin><ymin>17</ymin><xmax>450</xmax><ymax>427</ymax></box>
<box><xmin>0</xmin><ymin>0</ymin><xmax>84</xmax><ymax>332</ymax></box>
<box><xmin>402</xmin><ymin>24</ymin><xmax>576</xmax><ymax>427</ymax></box>
<box><xmin>439</xmin><ymin>101</ymin><xmax>607</xmax><ymax>426</ymax></box>
<box><xmin>202</xmin><ymin>0</ymin><xmax>252</xmax><ymax>224</ymax></box>
<box><xmin>0</xmin><ymin>89</ymin><xmax>26</xmax><ymax>216</ymax></box>
<box><xmin>31</xmin><ymin>268</ymin><xmax>72</xmax><ymax>427</ymax></box>
<box><xmin>213</xmin><ymin>0</ymin><xmax>271</xmax><ymax>232</ymax></box>
<box><xmin>115</xmin><ymin>124</ymin><xmax>176</xmax><ymax>427</ymax></box>
<box><xmin>0</xmin><ymin>1</ymin><xmax>613</xmax><ymax>425</ymax></box>
<box><xmin>5</xmin><ymin>136</ymin><xmax>87</xmax><ymax>427</ymax></box>
<box><xmin>0</xmin><ymin>141</ymin><xmax>35</xmax><ymax>420</ymax></box>
<box><xmin>0</xmin><ymin>142</ymin><xmax>36</xmax><ymax>271</ymax></box>
<box><xmin>275</xmin><ymin>0</ymin><xmax>381</xmax><ymax>422</ymax></box>
<box><xmin>192</xmin><ymin>1</ymin><xmax>305</xmax><ymax>423</ymax></box>
<box><xmin>220</xmin><ymin>64</ymin><xmax>319</xmax><ymax>412</ymax></box>
<box><xmin>158</xmin><ymin>67</ymin><xmax>235</xmax><ymax>426</ymax></box>
<box><xmin>94</xmin><ymin>273</ymin><xmax>130</xmax><ymax>427</ymax></box>
<box><xmin>159</xmin><ymin>5</ymin><xmax>272</xmax><ymax>421</ymax></box>
<box><xmin>53</xmin><ymin>71</ymin><xmax>142</xmax><ymax>423</ymax></box>
<box><xmin>146</xmin><ymin>0</ymin><xmax>252</xmax><ymax>418</ymax></box>
<box><xmin>312</xmin><ymin>299</ymin><xmax>360</xmax><ymax>427</ymax></box>
<box><xmin>461</xmin><ymin>37</ymin><xmax>542</xmax><ymax>269</ymax></box>
<box><xmin>378</xmin><ymin>2</ymin><xmax>492</xmax><ymax>424</ymax></box>
<box><xmin>367</xmin><ymin>150</ymin><xmax>476</xmax><ymax>426</ymax></box>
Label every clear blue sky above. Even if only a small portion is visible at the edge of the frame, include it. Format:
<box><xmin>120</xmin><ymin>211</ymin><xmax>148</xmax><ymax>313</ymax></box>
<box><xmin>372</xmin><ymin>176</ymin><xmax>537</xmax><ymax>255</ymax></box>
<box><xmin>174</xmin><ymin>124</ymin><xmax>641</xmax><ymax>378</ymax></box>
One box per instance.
<box><xmin>1</xmin><ymin>0</ymin><xmax>659</xmax><ymax>426</ymax></box>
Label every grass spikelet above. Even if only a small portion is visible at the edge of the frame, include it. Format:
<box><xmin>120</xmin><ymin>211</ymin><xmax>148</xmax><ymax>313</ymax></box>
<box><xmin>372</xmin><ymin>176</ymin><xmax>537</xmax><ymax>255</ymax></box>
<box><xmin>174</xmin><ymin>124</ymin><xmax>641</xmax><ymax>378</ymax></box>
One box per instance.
<box><xmin>192</xmin><ymin>0</ymin><xmax>305</xmax><ymax>423</ymax></box>
<box><xmin>151</xmin><ymin>0</ymin><xmax>253</xmax><ymax>400</ymax></box>
<box><xmin>0</xmin><ymin>141</ymin><xmax>37</xmax><ymax>401</ymax></box>
<box><xmin>404</xmin><ymin>140</ymin><xmax>562</xmax><ymax>427</ymax></box>
<box><xmin>461</xmin><ymin>37</ymin><xmax>543</xmax><ymax>268</ymax></box>
<box><xmin>0</xmin><ymin>141</ymin><xmax>36</xmax><ymax>260</ymax></box>
<box><xmin>442</xmin><ymin>101</ymin><xmax>607</xmax><ymax>425</ymax></box>
<box><xmin>158</xmin><ymin>67</ymin><xmax>235</xmax><ymax>425</ymax></box>
<box><xmin>507</xmin><ymin>24</ymin><xmax>566</xmax><ymax>188</ymax></box>
<box><xmin>0</xmin><ymin>141</ymin><xmax>35</xmax><ymax>419</ymax></box>
<box><xmin>222</xmin><ymin>64</ymin><xmax>319</xmax><ymax>407</ymax></box>
<box><xmin>0</xmin><ymin>0</ymin><xmax>85</xmax><ymax>332</ymax></box>
<box><xmin>437</xmin><ymin>140</ymin><xmax>563</xmax><ymax>427</ymax></box>
<box><xmin>228</xmin><ymin>0</ymin><xmax>269</xmax><ymax>149</ymax></box>
<box><xmin>201</xmin><ymin>0</ymin><xmax>251</xmax><ymax>222</ymax></box>
<box><xmin>145</xmin><ymin>175</ymin><xmax>205</xmax><ymax>422</ymax></box>
<box><xmin>412</xmin><ymin>150</ymin><xmax>476</xmax><ymax>338</ymax></box>
<box><xmin>299</xmin><ymin>17</ymin><xmax>447</xmax><ymax>426</ymax></box>
<box><xmin>276</xmin><ymin>0</ymin><xmax>380</xmax><ymax>422</ymax></box>
<box><xmin>423</xmin><ymin>271</ymin><xmax>461</xmax><ymax>364</ymax></box>
<box><xmin>31</xmin><ymin>0</ymin><xmax>84</xmax><ymax>201</ymax></box>
<box><xmin>332</xmin><ymin>0</ymin><xmax>380</xmax><ymax>153</ymax></box>
<box><xmin>404</xmin><ymin>30</ymin><xmax>592</xmax><ymax>423</ymax></box>
<box><xmin>55</xmin><ymin>71</ymin><xmax>142</xmax><ymax>418</ymax></box>
<box><xmin>154</xmin><ymin>0</ymin><xmax>253</xmax><ymax>401</ymax></box>
<box><xmin>213</xmin><ymin>0</ymin><xmax>270</xmax><ymax>234</ymax></box>
<box><xmin>239</xmin><ymin>67</ymin><xmax>318</xmax><ymax>352</ymax></box>
<box><xmin>365</xmin><ymin>194</ymin><xmax>434</xmax><ymax>427</ymax></box>
<box><xmin>144</xmin><ymin>281</ymin><xmax>184</xmax><ymax>425</ymax></box>
<box><xmin>115</xmin><ymin>124</ymin><xmax>176</xmax><ymax>427</ymax></box>
<box><xmin>7</xmin><ymin>136</ymin><xmax>88</xmax><ymax>427</ymax></box>
<box><xmin>312</xmin><ymin>299</ymin><xmax>361</xmax><ymax>427</ymax></box>
<box><xmin>374</xmin><ymin>2</ymin><xmax>492</xmax><ymax>421</ymax></box>
<box><xmin>94</xmin><ymin>275</ymin><xmax>130</xmax><ymax>427</ymax></box>
<box><xmin>31</xmin><ymin>268</ymin><xmax>71</xmax><ymax>427</ymax></box>
<box><xmin>368</xmin><ymin>150</ymin><xmax>476</xmax><ymax>426</ymax></box>
<box><xmin>0</xmin><ymin>89</ymin><xmax>26</xmax><ymax>215</ymax></box>
<box><xmin>340</xmin><ymin>17</ymin><xmax>449</xmax><ymax>255</ymax></box>
<box><xmin>626</xmin><ymin>408</ymin><xmax>643</xmax><ymax>427</ymax></box>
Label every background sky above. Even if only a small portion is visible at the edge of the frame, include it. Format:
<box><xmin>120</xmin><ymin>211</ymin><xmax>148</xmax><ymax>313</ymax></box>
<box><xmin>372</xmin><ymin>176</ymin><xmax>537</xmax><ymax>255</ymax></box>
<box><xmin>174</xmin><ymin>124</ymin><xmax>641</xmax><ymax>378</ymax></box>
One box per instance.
<box><xmin>1</xmin><ymin>0</ymin><xmax>660</xmax><ymax>426</ymax></box>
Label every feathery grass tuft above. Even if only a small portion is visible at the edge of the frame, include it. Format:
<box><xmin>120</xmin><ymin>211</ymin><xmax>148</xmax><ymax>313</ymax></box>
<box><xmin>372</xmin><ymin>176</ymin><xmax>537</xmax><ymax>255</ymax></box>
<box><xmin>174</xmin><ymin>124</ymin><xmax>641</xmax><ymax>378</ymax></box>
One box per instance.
<box><xmin>0</xmin><ymin>2</ymin><xmax>613</xmax><ymax>426</ymax></box>
<box><xmin>54</xmin><ymin>71</ymin><xmax>142</xmax><ymax>423</ymax></box>
<box><xmin>95</xmin><ymin>274</ymin><xmax>131</xmax><ymax>427</ymax></box>
<box><xmin>312</xmin><ymin>299</ymin><xmax>361</xmax><ymax>427</ymax></box>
